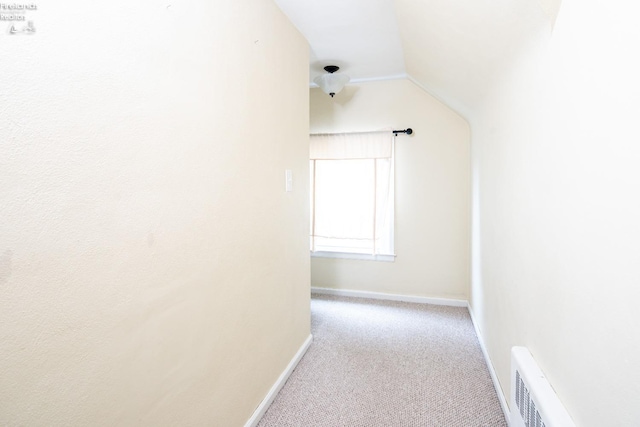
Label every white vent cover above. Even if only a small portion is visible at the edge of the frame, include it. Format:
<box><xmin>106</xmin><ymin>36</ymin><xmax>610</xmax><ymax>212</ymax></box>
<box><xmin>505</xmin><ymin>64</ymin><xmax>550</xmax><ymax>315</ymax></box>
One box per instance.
<box><xmin>510</xmin><ymin>347</ymin><xmax>575</xmax><ymax>427</ymax></box>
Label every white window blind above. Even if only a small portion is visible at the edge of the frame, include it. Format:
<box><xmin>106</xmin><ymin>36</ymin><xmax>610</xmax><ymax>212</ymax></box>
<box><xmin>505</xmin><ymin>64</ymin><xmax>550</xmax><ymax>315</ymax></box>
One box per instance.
<box><xmin>310</xmin><ymin>131</ymin><xmax>395</xmax><ymax>259</ymax></box>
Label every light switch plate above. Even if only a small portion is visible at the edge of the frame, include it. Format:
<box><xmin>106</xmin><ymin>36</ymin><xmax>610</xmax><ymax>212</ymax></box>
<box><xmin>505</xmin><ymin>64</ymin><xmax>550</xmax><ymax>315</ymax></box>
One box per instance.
<box><xmin>285</xmin><ymin>169</ymin><xmax>293</xmax><ymax>192</ymax></box>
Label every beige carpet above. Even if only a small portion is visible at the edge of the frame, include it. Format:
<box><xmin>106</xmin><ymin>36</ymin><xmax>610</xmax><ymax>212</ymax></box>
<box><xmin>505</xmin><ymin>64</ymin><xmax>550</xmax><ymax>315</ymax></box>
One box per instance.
<box><xmin>257</xmin><ymin>293</ymin><xmax>507</xmax><ymax>427</ymax></box>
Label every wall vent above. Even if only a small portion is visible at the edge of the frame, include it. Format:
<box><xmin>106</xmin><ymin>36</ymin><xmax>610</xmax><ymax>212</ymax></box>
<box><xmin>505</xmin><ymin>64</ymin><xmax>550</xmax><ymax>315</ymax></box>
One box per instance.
<box><xmin>515</xmin><ymin>369</ymin><xmax>545</xmax><ymax>427</ymax></box>
<box><xmin>510</xmin><ymin>347</ymin><xmax>575</xmax><ymax>427</ymax></box>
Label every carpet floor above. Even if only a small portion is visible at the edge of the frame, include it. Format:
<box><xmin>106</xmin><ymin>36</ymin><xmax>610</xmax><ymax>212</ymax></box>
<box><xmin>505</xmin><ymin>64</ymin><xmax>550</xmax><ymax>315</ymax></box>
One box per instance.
<box><xmin>257</xmin><ymin>293</ymin><xmax>508</xmax><ymax>427</ymax></box>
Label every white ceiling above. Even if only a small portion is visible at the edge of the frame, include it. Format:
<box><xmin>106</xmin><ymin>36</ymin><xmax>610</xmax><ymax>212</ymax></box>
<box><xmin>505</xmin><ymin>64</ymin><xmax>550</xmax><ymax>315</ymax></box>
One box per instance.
<box><xmin>273</xmin><ymin>0</ymin><xmax>561</xmax><ymax>118</ymax></box>
<box><xmin>274</xmin><ymin>0</ymin><xmax>406</xmax><ymax>83</ymax></box>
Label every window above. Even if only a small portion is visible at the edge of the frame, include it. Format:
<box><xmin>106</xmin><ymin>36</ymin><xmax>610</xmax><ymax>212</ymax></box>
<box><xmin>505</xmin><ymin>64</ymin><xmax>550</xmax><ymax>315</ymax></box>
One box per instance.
<box><xmin>310</xmin><ymin>131</ymin><xmax>395</xmax><ymax>261</ymax></box>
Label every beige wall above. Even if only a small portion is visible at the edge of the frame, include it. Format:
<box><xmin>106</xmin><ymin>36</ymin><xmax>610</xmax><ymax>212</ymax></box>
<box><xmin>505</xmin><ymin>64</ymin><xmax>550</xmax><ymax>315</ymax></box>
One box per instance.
<box><xmin>310</xmin><ymin>79</ymin><xmax>470</xmax><ymax>300</ymax></box>
<box><xmin>470</xmin><ymin>0</ymin><xmax>640</xmax><ymax>425</ymax></box>
<box><xmin>0</xmin><ymin>1</ymin><xmax>310</xmax><ymax>426</ymax></box>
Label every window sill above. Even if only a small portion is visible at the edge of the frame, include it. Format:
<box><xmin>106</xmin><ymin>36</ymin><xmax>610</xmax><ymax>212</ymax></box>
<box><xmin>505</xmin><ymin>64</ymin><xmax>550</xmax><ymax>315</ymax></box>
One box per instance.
<box><xmin>310</xmin><ymin>251</ymin><xmax>396</xmax><ymax>262</ymax></box>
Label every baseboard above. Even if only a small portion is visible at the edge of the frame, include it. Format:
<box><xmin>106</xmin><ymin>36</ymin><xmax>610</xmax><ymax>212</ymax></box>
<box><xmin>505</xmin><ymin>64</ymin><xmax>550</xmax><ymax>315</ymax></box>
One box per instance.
<box><xmin>244</xmin><ymin>334</ymin><xmax>313</xmax><ymax>427</ymax></box>
<box><xmin>467</xmin><ymin>306</ymin><xmax>511</xmax><ymax>425</ymax></box>
<box><xmin>311</xmin><ymin>287</ymin><xmax>468</xmax><ymax>307</ymax></box>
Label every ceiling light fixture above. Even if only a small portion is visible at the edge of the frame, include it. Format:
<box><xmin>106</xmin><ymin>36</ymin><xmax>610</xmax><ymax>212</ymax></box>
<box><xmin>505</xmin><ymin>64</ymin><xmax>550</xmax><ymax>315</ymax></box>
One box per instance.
<box><xmin>313</xmin><ymin>65</ymin><xmax>350</xmax><ymax>98</ymax></box>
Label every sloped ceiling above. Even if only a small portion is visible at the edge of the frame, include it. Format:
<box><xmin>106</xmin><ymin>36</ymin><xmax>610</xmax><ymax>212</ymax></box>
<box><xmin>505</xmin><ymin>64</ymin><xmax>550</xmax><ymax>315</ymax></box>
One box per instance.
<box><xmin>274</xmin><ymin>0</ymin><xmax>560</xmax><ymax>119</ymax></box>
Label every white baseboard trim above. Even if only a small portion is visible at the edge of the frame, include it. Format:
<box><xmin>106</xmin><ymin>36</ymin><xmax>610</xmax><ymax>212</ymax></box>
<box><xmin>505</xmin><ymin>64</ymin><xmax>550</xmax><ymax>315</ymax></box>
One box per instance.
<box><xmin>311</xmin><ymin>287</ymin><xmax>468</xmax><ymax>308</ymax></box>
<box><xmin>467</xmin><ymin>306</ymin><xmax>511</xmax><ymax>425</ymax></box>
<box><xmin>244</xmin><ymin>334</ymin><xmax>313</xmax><ymax>427</ymax></box>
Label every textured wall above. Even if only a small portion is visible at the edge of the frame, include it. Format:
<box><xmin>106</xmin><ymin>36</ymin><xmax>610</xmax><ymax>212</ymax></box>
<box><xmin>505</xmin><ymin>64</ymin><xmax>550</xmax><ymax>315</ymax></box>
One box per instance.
<box><xmin>310</xmin><ymin>79</ymin><xmax>470</xmax><ymax>300</ymax></box>
<box><xmin>0</xmin><ymin>1</ymin><xmax>310</xmax><ymax>426</ymax></box>
<box><xmin>470</xmin><ymin>0</ymin><xmax>640</xmax><ymax>425</ymax></box>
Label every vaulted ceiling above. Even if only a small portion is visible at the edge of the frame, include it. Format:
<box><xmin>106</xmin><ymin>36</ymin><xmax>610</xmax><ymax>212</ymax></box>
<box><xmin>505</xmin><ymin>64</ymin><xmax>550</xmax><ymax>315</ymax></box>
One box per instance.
<box><xmin>273</xmin><ymin>0</ymin><xmax>561</xmax><ymax>119</ymax></box>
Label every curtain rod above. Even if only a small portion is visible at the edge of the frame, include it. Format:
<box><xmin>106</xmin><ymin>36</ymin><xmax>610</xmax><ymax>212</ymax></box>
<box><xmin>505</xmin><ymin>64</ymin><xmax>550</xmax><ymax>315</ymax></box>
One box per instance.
<box><xmin>311</xmin><ymin>128</ymin><xmax>414</xmax><ymax>137</ymax></box>
<box><xmin>393</xmin><ymin>128</ymin><xmax>413</xmax><ymax>136</ymax></box>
